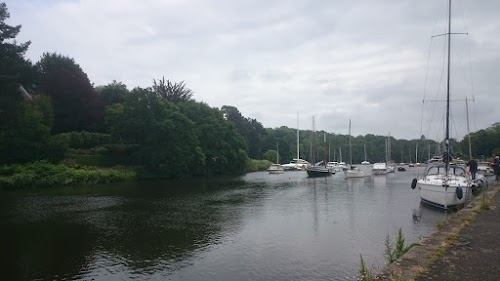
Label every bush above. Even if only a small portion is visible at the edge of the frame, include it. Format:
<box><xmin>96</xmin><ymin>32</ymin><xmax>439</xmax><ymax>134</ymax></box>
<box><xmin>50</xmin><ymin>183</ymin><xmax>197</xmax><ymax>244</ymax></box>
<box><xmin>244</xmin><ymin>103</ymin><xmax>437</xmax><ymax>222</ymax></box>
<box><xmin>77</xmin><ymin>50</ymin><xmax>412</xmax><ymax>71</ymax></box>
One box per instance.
<box><xmin>57</xmin><ymin>131</ymin><xmax>112</xmax><ymax>149</ymax></box>
<box><xmin>0</xmin><ymin>161</ymin><xmax>135</xmax><ymax>189</ymax></box>
<box><xmin>245</xmin><ymin>159</ymin><xmax>272</xmax><ymax>172</ymax></box>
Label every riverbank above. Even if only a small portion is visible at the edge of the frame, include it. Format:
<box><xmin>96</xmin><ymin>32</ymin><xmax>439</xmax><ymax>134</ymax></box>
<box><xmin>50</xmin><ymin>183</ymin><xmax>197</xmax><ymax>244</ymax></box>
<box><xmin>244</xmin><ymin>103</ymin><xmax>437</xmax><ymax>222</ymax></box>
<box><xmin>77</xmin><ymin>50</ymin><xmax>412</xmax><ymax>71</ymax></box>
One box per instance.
<box><xmin>0</xmin><ymin>161</ymin><xmax>136</xmax><ymax>189</ymax></box>
<box><xmin>376</xmin><ymin>181</ymin><xmax>500</xmax><ymax>280</ymax></box>
<box><xmin>0</xmin><ymin>158</ymin><xmax>272</xmax><ymax>189</ymax></box>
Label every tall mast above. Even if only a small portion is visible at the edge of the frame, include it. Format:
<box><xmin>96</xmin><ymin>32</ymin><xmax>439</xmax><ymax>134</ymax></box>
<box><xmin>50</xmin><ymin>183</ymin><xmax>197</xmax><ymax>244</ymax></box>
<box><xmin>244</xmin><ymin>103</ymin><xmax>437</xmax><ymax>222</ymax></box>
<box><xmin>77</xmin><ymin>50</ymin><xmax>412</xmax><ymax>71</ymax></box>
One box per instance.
<box><xmin>323</xmin><ymin>133</ymin><xmax>327</xmax><ymax>168</ymax></box>
<box><xmin>276</xmin><ymin>142</ymin><xmax>280</xmax><ymax>164</ymax></box>
<box><xmin>385</xmin><ymin>138</ymin><xmax>388</xmax><ymax>163</ymax></box>
<box><xmin>445</xmin><ymin>0</ymin><xmax>451</xmax><ymax>174</ymax></box>
<box><xmin>466</xmin><ymin>97</ymin><xmax>472</xmax><ymax>158</ymax></box>
<box><xmin>416</xmin><ymin>143</ymin><xmax>419</xmax><ymax>164</ymax></box>
<box><xmin>364</xmin><ymin>143</ymin><xmax>367</xmax><ymax>162</ymax></box>
<box><xmin>328</xmin><ymin>136</ymin><xmax>331</xmax><ymax>162</ymax></box>
<box><xmin>348</xmin><ymin>119</ymin><xmax>352</xmax><ymax>165</ymax></box>
<box><xmin>311</xmin><ymin>116</ymin><xmax>315</xmax><ymax>163</ymax></box>
<box><xmin>297</xmin><ymin>112</ymin><xmax>300</xmax><ymax>159</ymax></box>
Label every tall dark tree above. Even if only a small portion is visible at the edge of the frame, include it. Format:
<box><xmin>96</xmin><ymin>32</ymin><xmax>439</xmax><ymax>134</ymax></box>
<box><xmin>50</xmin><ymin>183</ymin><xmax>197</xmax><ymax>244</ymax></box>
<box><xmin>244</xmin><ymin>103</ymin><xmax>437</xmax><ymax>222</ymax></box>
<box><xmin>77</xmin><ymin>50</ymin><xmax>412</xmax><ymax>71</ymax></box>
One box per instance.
<box><xmin>152</xmin><ymin>76</ymin><xmax>193</xmax><ymax>102</ymax></box>
<box><xmin>221</xmin><ymin>105</ymin><xmax>266</xmax><ymax>159</ymax></box>
<box><xmin>36</xmin><ymin>53</ymin><xmax>104</xmax><ymax>133</ymax></box>
<box><xmin>0</xmin><ymin>2</ymin><xmax>34</xmax><ymax>131</ymax></box>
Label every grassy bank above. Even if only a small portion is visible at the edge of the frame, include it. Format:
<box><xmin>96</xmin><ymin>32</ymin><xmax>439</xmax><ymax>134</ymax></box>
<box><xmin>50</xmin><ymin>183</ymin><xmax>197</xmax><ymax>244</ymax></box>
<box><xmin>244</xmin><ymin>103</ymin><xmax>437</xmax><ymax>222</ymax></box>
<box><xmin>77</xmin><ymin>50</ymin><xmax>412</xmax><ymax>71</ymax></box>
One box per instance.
<box><xmin>0</xmin><ymin>161</ymin><xmax>136</xmax><ymax>189</ymax></box>
<box><xmin>245</xmin><ymin>159</ymin><xmax>272</xmax><ymax>172</ymax></box>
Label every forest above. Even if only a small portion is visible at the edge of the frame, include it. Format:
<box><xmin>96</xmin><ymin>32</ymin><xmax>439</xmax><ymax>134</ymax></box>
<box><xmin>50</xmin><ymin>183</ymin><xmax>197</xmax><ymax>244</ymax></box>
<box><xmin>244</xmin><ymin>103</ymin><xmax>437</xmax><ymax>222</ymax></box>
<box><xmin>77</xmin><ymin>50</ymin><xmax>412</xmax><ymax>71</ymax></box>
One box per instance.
<box><xmin>1</xmin><ymin>2</ymin><xmax>499</xmax><ymax>188</ymax></box>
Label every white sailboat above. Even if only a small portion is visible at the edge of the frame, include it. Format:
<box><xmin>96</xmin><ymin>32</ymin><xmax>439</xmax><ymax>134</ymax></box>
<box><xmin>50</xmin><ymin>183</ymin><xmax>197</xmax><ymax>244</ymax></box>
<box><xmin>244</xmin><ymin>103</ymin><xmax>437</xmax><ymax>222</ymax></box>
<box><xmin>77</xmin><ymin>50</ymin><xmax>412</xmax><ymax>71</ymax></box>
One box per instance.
<box><xmin>306</xmin><ymin>119</ymin><xmax>331</xmax><ymax>177</ymax></box>
<box><xmin>282</xmin><ymin>113</ymin><xmax>311</xmax><ymax>170</ymax></box>
<box><xmin>267</xmin><ymin>142</ymin><xmax>284</xmax><ymax>174</ymax></box>
<box><xmin>361</xmin><ymin>143</ymin><xmax>370</xmax><ymax>165</ymax></box>
<box><xmin>412</xmin><ymin>0</ymin><xmax>472</xmax><ymax>209</ymax></box>
<box><xmin>345</xmin><ymin>119</ymin><xmax>365</xmax><ymax>178</ymax></box>
<box><xmin>373</xmin><ymin>134</ymin><xmax>391</xmax><ymax>175</ymax></box>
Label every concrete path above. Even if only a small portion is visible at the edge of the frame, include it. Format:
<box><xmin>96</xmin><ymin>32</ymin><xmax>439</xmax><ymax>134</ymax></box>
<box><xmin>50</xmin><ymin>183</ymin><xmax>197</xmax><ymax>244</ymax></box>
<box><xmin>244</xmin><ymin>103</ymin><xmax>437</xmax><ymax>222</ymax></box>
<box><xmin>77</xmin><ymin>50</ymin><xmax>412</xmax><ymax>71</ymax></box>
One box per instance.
<box><xmin>377</xmin><ymin>182</ymin><xmax>500</xmax><ymax>281</ymax></box>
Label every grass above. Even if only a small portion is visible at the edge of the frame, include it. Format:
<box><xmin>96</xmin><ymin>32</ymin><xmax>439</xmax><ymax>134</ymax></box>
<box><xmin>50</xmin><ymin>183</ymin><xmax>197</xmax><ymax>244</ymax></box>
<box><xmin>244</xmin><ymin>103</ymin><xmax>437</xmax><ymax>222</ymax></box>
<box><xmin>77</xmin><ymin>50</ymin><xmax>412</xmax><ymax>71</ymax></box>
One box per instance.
<box><xmin>358</xmin><ymin>254</ymin><xmax>373</xmax><ymax>281</ymax></box>
<box><xmin>385</xmin><ymin>228</ymin><xmax>416</xmax><ymax>264</ymax></box>
<box><xmin>0</xmin><ymin>161</ymin><xmax>135</xmax><ymax>189</ymax></box>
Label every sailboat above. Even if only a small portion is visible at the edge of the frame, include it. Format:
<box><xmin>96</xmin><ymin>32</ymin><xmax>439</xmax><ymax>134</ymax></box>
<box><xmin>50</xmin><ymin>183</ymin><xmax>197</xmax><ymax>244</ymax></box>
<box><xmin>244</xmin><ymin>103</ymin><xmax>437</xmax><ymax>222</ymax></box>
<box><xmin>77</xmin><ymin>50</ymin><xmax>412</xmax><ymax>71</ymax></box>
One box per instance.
<box><xmin>307</xmin><ymin>117</ymin><xmax>331</xmax><ymax>177</ymax></box>
<box><xmin>344</xmin><ymin>119</ymin><xmax>365</xmax><ymax>178</ymax></box>
<box><xmin>386</xmin><ymin>134</ymin><xmax>395</xmax><ymax>173</ymax></box>
<box><xmin>268</xmin><ymin>142</ymin><xmax>284</xmax><ymax>174</ymax></box>
<box><xmin>281</xmin><ymin>113</ymin><xmax>311</xmax><ymax>170</ymax></box>
<box><xmin>373</xmin><ymin>135</ymin><xmax>391</xmax><ymax>175</ymax></box>
<box><xmin>412</xmin><ymin>0</ymin><xmax>472</xmax><ymax>209</ymax></box>
<box><xmin>361</xmin><ymin>143</ymin><xmax>370</xmax><ymax>165</ymax></box>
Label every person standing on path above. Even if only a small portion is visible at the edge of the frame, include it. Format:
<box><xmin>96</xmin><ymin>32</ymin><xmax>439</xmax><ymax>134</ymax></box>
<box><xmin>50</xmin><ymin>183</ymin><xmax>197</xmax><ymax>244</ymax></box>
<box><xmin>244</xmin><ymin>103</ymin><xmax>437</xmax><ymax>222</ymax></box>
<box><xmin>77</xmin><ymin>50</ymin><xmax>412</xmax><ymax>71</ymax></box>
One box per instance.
<box><xmin>467</xmin><ymin>158</ymin><xmax>478</xmax><ymax>180</ymax></box>
<box><xmin>493</xmin><ymin>156</ymin><xmax>500</xmax><ymax>182</ymax></box>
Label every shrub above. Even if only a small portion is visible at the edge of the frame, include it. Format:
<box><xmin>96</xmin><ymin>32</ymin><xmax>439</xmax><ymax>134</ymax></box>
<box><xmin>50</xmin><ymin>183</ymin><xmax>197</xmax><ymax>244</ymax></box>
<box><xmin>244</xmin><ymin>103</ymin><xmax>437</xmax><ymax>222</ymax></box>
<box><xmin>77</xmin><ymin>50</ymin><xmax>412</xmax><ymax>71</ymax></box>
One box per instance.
<box><xmin>57</xmin><ymin>131</ymin><xmax>112</xmax><ymax>149</ymax></box>
<box><xmin>0</xmin><ymin>161</ymin><xmax>135</xmax><ymax>189</ymax></box>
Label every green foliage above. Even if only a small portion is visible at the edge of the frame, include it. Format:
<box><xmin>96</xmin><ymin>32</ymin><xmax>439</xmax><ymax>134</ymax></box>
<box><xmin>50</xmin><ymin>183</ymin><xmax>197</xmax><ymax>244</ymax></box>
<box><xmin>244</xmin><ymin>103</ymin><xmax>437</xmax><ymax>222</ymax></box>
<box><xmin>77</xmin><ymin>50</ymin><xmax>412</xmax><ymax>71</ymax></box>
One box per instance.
<box><xmin>460</xmin><ymin>123</ymin><xmax>500</xmax><ymax>159</ymax></box>
<box><xmin>245</xmin><ymin>159</ymin><xmax>272</xmax><ymax>173</ymax></box>
<box><xmin>58</xmin><ymin>131</ymin><xmax>112</xmax><ymax>149</ymax></box>
<box><xmin>262</xmin><ymin>149</ymin><xmax>278</xmax><ymax>163</ymax></box>
<box><xmin>35</xmin><ymin>52</ymin><xmax>104</xmax><ymax>133</ymax></box>
<box><xmin>152</xmin><ymin>76</ymin><xmax>193</xmax><ymax>102</ymax></box>
<box><xmin>177</xmin><ymin>101</ymin><xmax>249</xmax><ymax>176</ymax></box>
<box><xmin>96</xmin><ymin>80</ymin><xmax>128</xmax><ymax>107</ymax></box>
<box><xmin>358</xmin><ymin>255</ymin><xmax>373</xmax><ymax>281</ymax></box>
<box><xmin>0</xmin><ymin>95</ymin><xmax>67</xmax><ymax>164</ymax></box>
<box><xmin>384</xmin><ymin>228</ymin><xmax>414</xmax><ymax>264</ymax></box>
<box><xmin>0</xmin><ymin>161</ymin><xmax>135</xmax><ymax>189</ymax></box>
<box><xmin>105</xmin><ymin>88</ymin><xmax>205</xmax><ymax>177</ymax></box>
<box><xmin>0</xmin><ymin>2</ymin><xmax>35</xmax><ymax>145</ymax></box>
<box><xmin>221</xmin><ymin>105</ymin><xmax>266</xmax><ymax>159</ymax></box>
<box><xmin>67</xmin><ymin>155</ymin><xmax>127</xmax><ymax>167</ymax></box>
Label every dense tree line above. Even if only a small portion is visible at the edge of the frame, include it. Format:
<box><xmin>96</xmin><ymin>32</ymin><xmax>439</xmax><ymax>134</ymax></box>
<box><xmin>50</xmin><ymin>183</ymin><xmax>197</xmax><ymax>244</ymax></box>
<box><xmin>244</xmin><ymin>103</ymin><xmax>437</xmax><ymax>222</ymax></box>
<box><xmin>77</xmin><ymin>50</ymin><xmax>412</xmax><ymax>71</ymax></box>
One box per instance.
<box><xmin>1</xmin><ymin>2</ymin><xmax>498</xmax><ymax>180</ymax></box>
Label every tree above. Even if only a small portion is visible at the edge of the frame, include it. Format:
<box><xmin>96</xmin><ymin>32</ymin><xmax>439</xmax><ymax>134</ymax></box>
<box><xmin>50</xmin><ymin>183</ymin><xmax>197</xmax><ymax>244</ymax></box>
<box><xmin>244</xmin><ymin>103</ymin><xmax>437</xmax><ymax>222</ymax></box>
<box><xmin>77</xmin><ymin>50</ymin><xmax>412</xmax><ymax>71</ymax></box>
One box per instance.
<box><xmin>96</xmin><ymin>80</ymin><xmax>129</xmax><ymax>107</ymax></box>
<box><xmin>0</xmin><ymin>95</ymin><xmax>67</xmax><ymax>164</ymax></box>
<box><xmin>36</xmin><ymin>53</ymin><xmax>104</xmax><ymax>133</ymax></box>
<box><xmin>0</xmin><ymin>2</ymin><xmax>34</xmax><ymax>134</ymax></box>
<box><xmin>221</xmin><ymin>105</ymin><xmax>266</xmax><ymax>159</ymax></box>
<box><xmin>106</xmin><ymin>88</ymin><xmax>205</xmax><ymax>177</ymax></box>
<box><xmin>152</xmin><ymin>76</ymin><xmax>193</xmax><ymax>102</ymax></box>
<box><xmin>262</xmin><ymin>149</ymin><xmax>277</xmax><ymax>163</ymax></box>
<box><xmin>178</xmin><ymin>101</ymin><xmax>248</xmax><ymax>175</ymax></box>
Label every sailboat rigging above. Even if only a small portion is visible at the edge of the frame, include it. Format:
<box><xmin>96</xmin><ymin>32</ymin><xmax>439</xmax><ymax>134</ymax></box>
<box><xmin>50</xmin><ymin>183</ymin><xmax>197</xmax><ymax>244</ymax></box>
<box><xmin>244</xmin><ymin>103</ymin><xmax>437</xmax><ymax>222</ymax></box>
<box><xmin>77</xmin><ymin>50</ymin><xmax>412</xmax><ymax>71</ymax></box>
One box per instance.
<box><xmin>412</xmin><ymin>0</ymin><xmax>478</xmax><ymax>209</ymax></box>
<box><xmin>344</xmin><ymin>119</ymin><xmax>365</xmax><ymax>178</ymax></box>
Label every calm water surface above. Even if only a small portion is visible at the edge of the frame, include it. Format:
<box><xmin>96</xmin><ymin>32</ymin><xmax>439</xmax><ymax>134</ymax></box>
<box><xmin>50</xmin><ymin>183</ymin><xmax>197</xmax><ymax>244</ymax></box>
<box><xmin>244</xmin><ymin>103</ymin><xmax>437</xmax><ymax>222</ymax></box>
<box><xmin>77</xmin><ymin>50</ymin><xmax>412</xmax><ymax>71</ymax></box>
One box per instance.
<box><xmin>0</xmin><ymin>166</ymin><xmax>447</xmax><ymax>280</ymax></box>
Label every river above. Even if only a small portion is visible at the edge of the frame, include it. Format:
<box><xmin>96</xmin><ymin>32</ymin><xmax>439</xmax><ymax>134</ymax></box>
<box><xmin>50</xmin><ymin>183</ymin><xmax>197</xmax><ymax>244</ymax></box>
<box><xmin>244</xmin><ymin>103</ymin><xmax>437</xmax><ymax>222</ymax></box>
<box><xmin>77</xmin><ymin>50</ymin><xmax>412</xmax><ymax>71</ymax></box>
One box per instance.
<box><xmin>0</xmin><ymin>166</ymin><xmax>447</xmax><ymax>280</ymax></box>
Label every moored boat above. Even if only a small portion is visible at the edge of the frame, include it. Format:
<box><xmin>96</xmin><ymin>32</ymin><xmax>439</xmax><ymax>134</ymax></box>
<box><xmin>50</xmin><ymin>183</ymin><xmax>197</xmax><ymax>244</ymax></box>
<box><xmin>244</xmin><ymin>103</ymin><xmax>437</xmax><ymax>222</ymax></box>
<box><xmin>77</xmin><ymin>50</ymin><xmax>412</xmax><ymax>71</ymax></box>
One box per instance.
<box><xmin>412</xmin><ymin>0</ymin><xmax>474</xmax><ymax>210</ymax></box>
<box><xmin>372</xmin><ymin>162</ymin><xmax>388</xmax><ymax>175</ymax></box>
<box><xmin>477</xmin><ymin>161</ymin><xmax>494</xmax><ymax>176</ymax></box>
<box><xmin>267</xmin><ymin>164</ymin><xmax>284</xmax><ymax>174</ymax></box>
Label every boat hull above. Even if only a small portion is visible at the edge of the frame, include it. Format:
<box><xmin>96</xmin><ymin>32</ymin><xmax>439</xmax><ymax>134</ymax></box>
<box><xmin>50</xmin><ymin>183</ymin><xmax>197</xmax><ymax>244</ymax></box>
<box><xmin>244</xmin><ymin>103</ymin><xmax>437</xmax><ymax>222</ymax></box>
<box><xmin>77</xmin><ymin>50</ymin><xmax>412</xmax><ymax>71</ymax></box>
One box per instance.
<box><xmin>307</xmin><ymin>167</ymin><xmax>331</xmax><ymax>177</ymax></box>
<box><xmin>372</xmin><ymin>169</ymin><xmax>388</xmax><ymax>175</ymax></box>
<box><xmin>268</xmin><ymin>169</ymin><xmax>284</xmax><ymax>174</ymax></box>
<box><xmin>344</xmin><ymin>169</ymin><xmax>365</xmax><ymax>178</ymax></box>
<box><xmin>267</xmin><ymin>164</ymin><xmax>284</xmax><ymax>174</ymax></box>
<box><xmin>417</xmin><ymin>176</ymin><xmax>472</xmax><ymax>209</ymax></box>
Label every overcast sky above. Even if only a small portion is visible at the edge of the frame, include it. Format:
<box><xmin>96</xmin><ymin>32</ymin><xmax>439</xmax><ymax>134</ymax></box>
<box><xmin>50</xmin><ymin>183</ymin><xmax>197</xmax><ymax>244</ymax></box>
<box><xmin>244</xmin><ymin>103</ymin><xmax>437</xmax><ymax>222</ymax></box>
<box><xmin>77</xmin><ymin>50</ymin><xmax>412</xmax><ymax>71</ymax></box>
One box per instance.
<box><xmin>6</xmin><ymin>0</ymin><xmax>500</xmax><ymax>140</ymax></box>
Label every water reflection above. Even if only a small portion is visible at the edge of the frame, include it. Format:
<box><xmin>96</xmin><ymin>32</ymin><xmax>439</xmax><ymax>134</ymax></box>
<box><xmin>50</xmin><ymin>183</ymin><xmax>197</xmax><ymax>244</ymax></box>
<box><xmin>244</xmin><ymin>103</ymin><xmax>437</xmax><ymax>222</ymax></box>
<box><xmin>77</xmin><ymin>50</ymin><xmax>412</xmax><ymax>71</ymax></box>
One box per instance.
<box><xmin>0</xmin><ymin>171</ymin><xmax>448</xmax><ymax>280</ymax></box>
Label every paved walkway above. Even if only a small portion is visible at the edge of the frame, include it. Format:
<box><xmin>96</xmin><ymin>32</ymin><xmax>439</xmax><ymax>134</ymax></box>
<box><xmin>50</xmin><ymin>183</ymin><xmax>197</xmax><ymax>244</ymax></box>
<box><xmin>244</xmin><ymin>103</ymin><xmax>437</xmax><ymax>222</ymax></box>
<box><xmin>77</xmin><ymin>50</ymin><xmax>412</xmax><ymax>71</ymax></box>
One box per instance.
<box><xmin>377</xmin><ymin>182</ymin><xmax>500</xmax><ymax>281</ymax></box>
